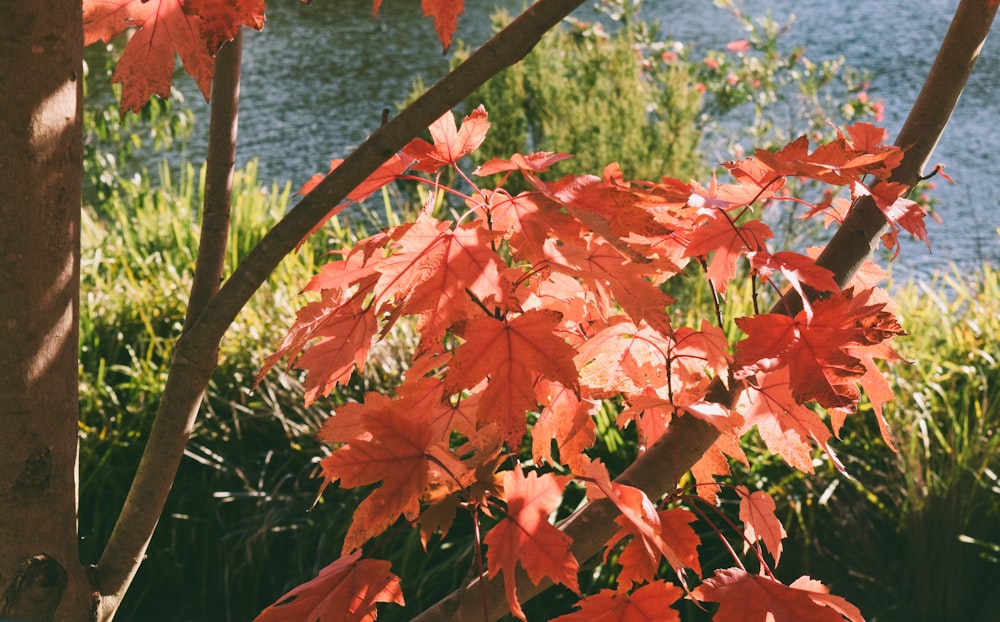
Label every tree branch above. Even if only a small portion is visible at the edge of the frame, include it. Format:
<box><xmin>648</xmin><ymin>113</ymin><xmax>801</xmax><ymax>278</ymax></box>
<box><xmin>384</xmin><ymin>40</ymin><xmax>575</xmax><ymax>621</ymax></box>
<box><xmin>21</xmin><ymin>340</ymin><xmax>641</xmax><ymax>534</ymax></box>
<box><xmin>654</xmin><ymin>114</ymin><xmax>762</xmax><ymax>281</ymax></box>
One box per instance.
<box><xmin>92</xmin><ymin>0</ymin><xmax>586</xmax><ymax>611</ymax></box>
<box><xmin>778</xmin><ymin>0</ymin><xmax>997</xmax><ymax>315</ymax></box>
<box><xmin>409</xmin><ymin>1</ymin><xmax>998</xmax><ymax>619</ymax></box>
<box><xmin>94</xmin><ymin>31</ymin><xmax>243</xmax><ymax>608</ymax></box>
<box><xmin>186</xmin><ymin>28</ymin><xmax>243</xmax><ymax>328</ymax></box>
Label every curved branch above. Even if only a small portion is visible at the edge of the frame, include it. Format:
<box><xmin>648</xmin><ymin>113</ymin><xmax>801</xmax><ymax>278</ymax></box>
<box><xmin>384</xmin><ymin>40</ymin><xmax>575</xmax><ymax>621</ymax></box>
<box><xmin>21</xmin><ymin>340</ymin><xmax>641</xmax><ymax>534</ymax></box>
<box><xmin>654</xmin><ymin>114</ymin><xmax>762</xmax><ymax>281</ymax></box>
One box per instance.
<box><xmin>92</xmin><ymin>0</ymin><xmax>587</xmax><ymax>611</ymax></box>
<box><xmin>409</xmin><ymin>1</ymin><xmax>998</xmax><ymax>619</ymax></box>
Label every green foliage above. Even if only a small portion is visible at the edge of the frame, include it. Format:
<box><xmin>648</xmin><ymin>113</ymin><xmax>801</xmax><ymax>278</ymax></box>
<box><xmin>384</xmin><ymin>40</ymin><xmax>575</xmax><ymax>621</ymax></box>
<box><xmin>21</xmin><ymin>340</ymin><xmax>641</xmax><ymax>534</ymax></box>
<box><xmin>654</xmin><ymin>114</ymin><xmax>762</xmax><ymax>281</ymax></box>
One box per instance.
<box><xmin>697</xmin><ymin>0</ymin><xmax>882</xmax><ymax>160</ymax></box>
<box><xmin>451</xmin><ymin>6</ymin><xmax>705</xmax><ymax>185</ymax></box>
<box><xmin>83</xmin><ymin>44</ymin><xmax>194</xmax><ymax>204</ymax></box>
<box><xmin>79</xmin><ymin>159</ymin><xmax>357</xmax><ymax>621</ymax></box>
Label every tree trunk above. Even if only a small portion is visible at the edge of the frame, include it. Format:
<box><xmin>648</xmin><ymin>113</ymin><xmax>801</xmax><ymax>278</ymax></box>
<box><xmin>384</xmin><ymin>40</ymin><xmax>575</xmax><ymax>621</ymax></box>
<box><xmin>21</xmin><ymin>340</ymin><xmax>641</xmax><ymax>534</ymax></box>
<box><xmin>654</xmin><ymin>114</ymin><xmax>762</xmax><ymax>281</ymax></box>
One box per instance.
<box><xmin>0</xmin><ymin>1</ymin><xmax>95</xmax><ymax>619</ymax></box>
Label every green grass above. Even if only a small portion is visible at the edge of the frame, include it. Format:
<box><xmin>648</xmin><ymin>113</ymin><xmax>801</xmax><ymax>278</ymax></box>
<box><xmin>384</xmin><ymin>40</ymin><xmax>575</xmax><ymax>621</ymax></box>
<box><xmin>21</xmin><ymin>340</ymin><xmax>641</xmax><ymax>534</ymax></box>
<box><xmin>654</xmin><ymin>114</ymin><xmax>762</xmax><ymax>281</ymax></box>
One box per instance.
<box><xmin>79</xmin><ymin>158</ymin><xmax>395</xmax><ymax>621</ymax></box>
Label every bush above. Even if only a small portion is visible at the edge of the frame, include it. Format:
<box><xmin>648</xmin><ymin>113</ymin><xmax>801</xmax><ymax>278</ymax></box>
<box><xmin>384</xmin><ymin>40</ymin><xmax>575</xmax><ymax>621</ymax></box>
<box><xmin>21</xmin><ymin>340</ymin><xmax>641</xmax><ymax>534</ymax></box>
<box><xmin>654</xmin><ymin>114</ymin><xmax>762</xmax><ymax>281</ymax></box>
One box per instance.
<box><xmin>452</xmin><ymin>7</ymin><xmax>704</xmax><ymax>186</ymax></box>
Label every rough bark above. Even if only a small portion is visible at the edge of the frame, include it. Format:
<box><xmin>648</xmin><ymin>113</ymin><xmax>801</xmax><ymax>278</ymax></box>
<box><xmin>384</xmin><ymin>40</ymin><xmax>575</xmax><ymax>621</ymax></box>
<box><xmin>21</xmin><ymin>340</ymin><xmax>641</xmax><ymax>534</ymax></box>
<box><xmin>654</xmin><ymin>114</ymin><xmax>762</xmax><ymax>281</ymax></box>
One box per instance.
<box><xmin>0</xmin><ymin>1</ymin><xmax>94</xmax><ymax>620</ymax></box>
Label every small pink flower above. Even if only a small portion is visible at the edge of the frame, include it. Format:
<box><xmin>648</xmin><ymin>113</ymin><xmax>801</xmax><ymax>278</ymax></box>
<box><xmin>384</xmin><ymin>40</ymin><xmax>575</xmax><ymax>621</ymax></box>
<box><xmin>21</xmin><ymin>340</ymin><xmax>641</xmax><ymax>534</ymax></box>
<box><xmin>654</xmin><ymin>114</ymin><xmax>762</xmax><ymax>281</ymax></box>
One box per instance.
<box><xmin>857</xmin><ymin>91</ymin><xmax>869</xmax><ymax>104</ymax></box>
<box><xmin>873</xmin><ymin>101</ymin><xmax>885</xmax><ymax>123</ymax></box>
<box><xmin>704</xmin><ymin>57</ymin><xmax>719</xmax><ymax>70</ymax></box>
<box><xmin>726</xmin><ymin>39</ymin><xmax>751</xmax><ymax>53</ymax></box>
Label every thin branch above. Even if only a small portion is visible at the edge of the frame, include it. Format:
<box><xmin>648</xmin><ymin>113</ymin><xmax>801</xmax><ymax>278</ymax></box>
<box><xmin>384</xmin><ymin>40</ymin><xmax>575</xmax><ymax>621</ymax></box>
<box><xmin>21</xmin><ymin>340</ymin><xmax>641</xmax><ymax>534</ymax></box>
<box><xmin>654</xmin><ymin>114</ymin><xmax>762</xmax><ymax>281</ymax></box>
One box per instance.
<box><xmin>92</xmin><ymin>0</ymin><xmax>587</xmax><ymax>608</ymax></box>
<box><xmin>186</xmin><ymin>29</ymin><xmax>243</xmax><ymax>328</ymax></box>
<box><xmin>408</xmin><ymin>1</ymin><xmax>997</xmax><ymax>619</ymax></box>
<box><xmin>94</xmin><ymin>31</ymin><xmax>243</xmax><ymax>605</ymax></box>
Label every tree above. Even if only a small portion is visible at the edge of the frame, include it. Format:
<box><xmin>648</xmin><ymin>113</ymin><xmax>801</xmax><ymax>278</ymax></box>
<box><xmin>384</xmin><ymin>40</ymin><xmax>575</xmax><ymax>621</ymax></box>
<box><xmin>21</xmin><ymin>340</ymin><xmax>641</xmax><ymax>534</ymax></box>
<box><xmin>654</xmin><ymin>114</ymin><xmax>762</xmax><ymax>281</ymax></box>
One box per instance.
<box><xmin>0</xmin><ymin>1</ymin><xmax>995</xmax><ymax>621</ymax></box>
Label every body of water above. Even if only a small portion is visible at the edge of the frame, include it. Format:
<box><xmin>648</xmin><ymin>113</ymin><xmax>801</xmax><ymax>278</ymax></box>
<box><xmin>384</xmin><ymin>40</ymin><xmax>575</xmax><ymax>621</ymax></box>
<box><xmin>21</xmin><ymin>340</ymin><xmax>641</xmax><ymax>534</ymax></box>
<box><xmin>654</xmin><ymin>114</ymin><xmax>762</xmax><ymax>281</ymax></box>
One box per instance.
<box><xmin>167</xmin><ymin>0</ymin><xmax>999</xmax><ymax>280</ymax></box>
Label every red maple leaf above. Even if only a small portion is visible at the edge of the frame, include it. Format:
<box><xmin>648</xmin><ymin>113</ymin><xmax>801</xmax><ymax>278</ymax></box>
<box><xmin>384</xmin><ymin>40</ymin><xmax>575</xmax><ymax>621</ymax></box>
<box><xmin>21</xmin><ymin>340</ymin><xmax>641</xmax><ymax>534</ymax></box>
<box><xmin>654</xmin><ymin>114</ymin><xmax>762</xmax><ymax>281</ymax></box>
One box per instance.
<box><xmin>749</xmin><ymin>251</ymin><xmax>839</xmax><ymax>318</ymax></box>
<box><xmin>574</xmin><ymin>319</ymin><xmax>672</xmax><ymax>399</ymax></box>
<box><xmin>855</xmin><ymin>180</ymin><xmax>929</xmax><ymax>252</ymax></box>
<box><xmin>298</xmin><ymin>154</ymin><xmax>410</xmax><ymax>201</ymax></box>
<box><xmin>183</xmin><ymin>0</ymin><xmax>266</xmax><ymax>53</ymax></box>
<box><xmin>256</xmin><ymin>286</ymin><xmax>378</xmax><ymax>406</ymax></box>
<box><xmin>737</xmin><ymin>368</ymin><xmax>838</xmax><ymax>473</ymax></box>
<box><xmin>399</xmin><ymin>220</ymin><xmax>515</xmax><ymax>348</ymax></box>
<box><xmin>736</xmin><ymin>486</ymin><xmax>787</xmax><ymax>566</ymax></box>
<box><xmin>547</xmin><ymin>168</ymin><xmax>673</xmax><ymax>243</ymax></box>
<box><xmin>474</xmin><ymin>151</ymin><xmax>574</xmax><ymax>176</ymax></box>
<box><xmin>684</xmin><ymin>215</ymin><xmax>773</xmax><ymax>291</ymax></box>
<box><xmin>254</xmin><ymin>552</ymin><xmax>404</xmax><ymax>622</ymax></box>
<box><xmin>484</xmin><ymin>466</ymin><xmax>580</xmax><ymax>621</ymax></box>
<box><xmin>692</xmin><ymin>568</ymin><xmax>865</xmax><ymax>622</ymax></box>
<box><xmin>84</xmin><ymin>0</ymin><xmax>214</xmax><ymax>111</ymax></box>
<box><xmin>581</xmin><ymin>459</ymin><xmax>701</xmax><ymax>585</ymax></box>
<box><xmin>403</xmin><ymin>106</ymin><xmax>490</xmax><ymax>172</ymax></box>
<box><xmin>487</xmin><ymin>191</ymin><xmax>586</xmax><ymax>266</ymax></box>
<box><xmin>445</xmin><ymin>310</ymin><xmax>580</xmax><ymax>447</ymax></box>
<box><xmin>532</xmin><ymin>380</ymin><xmax>598</xmax><ymax>470</ymax></box>
<box><xmin>735</xmin><ymin>291</ymin><xmax>885</xmax><ymax>408</ymax></box>
<box><xmin>551</xmin><ymin>582</ymin><xmax>684</xmax><ymax>622</ymax></box>
<box><xmin>849</xmin><ymin>341</ymin><xmax>903</xmax><ymax>451</ymax></box>
<box><xmin>320</xmin><ymin>394</ymin><xmax>468</xmax><ymax>553</ymax></box>
<box><xmin>374</xmin><ymin>0</ymin><xmax>465</xmax><ymax>51</ymax></box>
<box><xmin>730</xmin><ymin>125</ymin><xmax>902</xmax><ymax>189</ymax></box>
<box><xmin>546</xmin><ymin>237</ymin><xmax>676</xmax><ymax>337</ymax></box>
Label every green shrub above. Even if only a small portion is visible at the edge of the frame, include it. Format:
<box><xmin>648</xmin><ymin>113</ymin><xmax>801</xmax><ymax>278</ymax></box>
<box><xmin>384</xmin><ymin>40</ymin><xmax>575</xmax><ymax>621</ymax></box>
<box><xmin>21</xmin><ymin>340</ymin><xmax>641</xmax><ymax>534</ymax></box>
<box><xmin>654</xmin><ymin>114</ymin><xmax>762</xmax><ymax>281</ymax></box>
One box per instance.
<box><xmin>452</xmin><ymin>8</ymin><xmax>704</xmax><ymax>185</ymax></box>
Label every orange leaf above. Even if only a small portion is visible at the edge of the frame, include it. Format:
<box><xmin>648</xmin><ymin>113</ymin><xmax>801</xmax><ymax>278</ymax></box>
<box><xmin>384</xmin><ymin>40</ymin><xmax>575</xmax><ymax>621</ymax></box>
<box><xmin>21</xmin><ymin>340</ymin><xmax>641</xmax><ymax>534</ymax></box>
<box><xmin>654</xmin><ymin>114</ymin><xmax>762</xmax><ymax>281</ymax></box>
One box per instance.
<box><xmin>298</xmin><ymin>154</ymin><xmax>409</xmax><ymax>202</ymax></box>
<box><xmin>547</xmin><ymin>237</ymin><xmax>676</xmax><ymax>337</ymax></box>
<box><xmin>254</xmin><ymin>552</ymin><xmax>404</xmax><ymax>622</ymax></box>
<box><xmin>421</xmin><ymin>0</ymin><xmax>465</xmax><ymax>52</ymax></box>
<box><xmin>684</xmin><ymin>215</ymin><xmax>773</xmax><ymax>292</ymax></box>
<box><xmin>551</xmin><ymin>582</ymin><xmax>684</xmax><ymax>621</ymax></box>
<box><xmin>735</xmin><ymin>290</ymin><xmax>886</xmax><ymax>408</ymax></box>
<box><xmin>582</xmin><ymin>459</ymin><xmax>701</xmax><ymax>584</ymax></box>
<box><xmin>692</xmin><ymin>568</ymin><xmax>865</xmax><ymax>622</ymax></box>
<box><xmin>532</xmin><ymin>380</ymin><xmax>598</xmax><ymax>470</ymax></box>
<box><xmin>183</xmin><ymin>0</ymin><xmax>266</xmax><ymax>53</ymax></box>
<box><xmin>474</xmin><ymin>151</ymin><xmax>573</xmax><ymax>176</ymax></box>
<box><xmin>321</xmin><ymin>398</ymin><xmax>466</xmax><ymax>553</ymax></box>
<box><xmin>84</xmin><ymin>0</ymin><xmax>214</xmax><ymax>111</ymax></box>
<box><xmin>749</xmin><ymin>251</ymin><xmax>839</xmax><ymax>319</ymax></box>
<box><xmin>375</xmin><ymin>0</ymin><xmax>465</xmax><ymax>51</ymax></box>
<box><xmin>736</xmin><ymin>486</ymin><xmax>787</xmax><ymax>566</ymax></box>
<box><xmin>484</xmin><ymin>466</ymin><xmax>580</xmax><ymax>621</ymax></box>
<box><xmin>257</xmin><ymin>288</ymin><xmax>379</xmax><ymax>406</ymax></box>
<box><xmin>737</xmin><ymin>368</ymin><xmax>838</xmax><ymax>473</ymax></box>
<box><xmin>400</xmin><ymin>221</ymin><xmax>515</xmax><ymax>349</ymax></box>
<box><xmin>446</xmin><ymin>310</ymin><xmax>579</xmax><ymax>447</ymax></box>
<box><xmin>403</xmin><ymin>105</ymin><xmax>489</xmax><ymax>172</ymax></box>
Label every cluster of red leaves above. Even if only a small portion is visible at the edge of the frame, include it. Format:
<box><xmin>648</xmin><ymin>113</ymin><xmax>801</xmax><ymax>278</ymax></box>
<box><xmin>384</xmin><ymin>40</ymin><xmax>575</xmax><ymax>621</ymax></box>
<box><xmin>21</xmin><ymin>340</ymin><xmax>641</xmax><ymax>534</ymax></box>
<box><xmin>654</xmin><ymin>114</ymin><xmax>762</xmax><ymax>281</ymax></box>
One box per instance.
<box><xmin>81</xmin><ymin>0</ymin><xmax>464</xmax><ymax>111</ymax></box>
<box><xmin>255</xmin><ymin>106</ymin><xmax>912</xmax><ymax>621</ymax></box>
